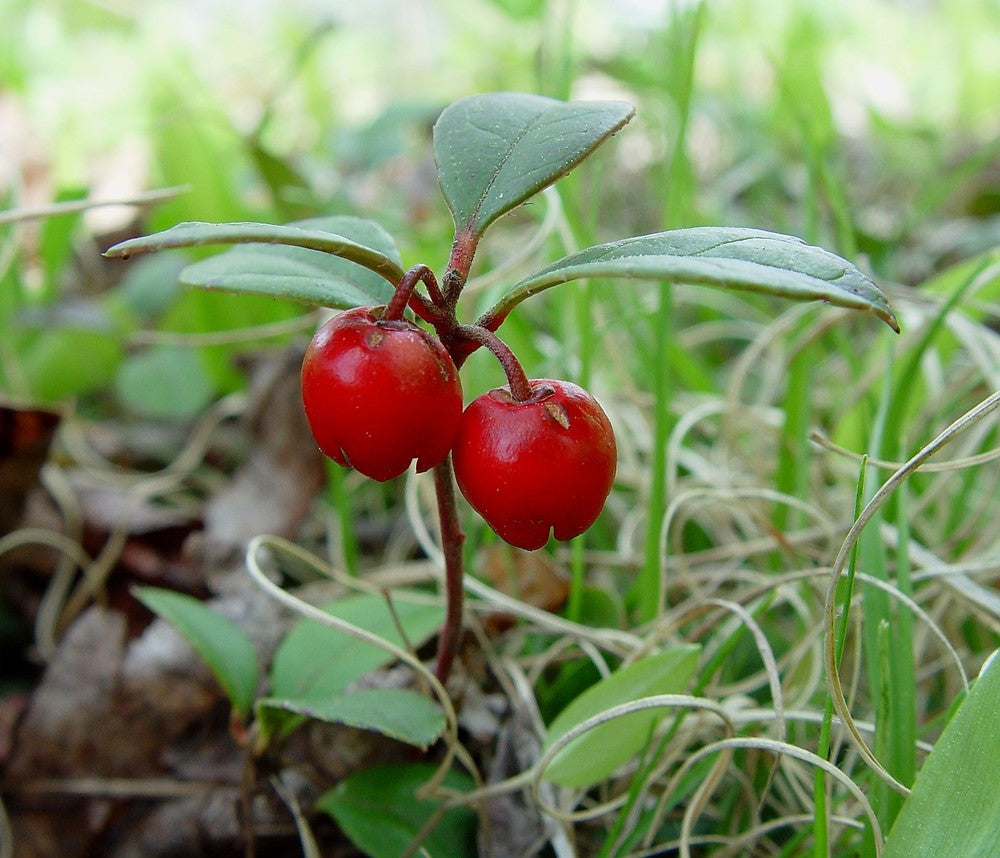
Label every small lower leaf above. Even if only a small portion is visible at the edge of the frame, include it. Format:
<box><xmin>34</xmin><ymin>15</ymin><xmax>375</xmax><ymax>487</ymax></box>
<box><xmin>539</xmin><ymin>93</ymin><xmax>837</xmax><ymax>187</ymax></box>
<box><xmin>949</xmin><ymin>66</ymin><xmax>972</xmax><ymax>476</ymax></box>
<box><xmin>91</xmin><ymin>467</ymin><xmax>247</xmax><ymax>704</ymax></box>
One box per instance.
<box><xmin>542</xmin><ymin>645</ymin><xmax>701</xmax><ymax>787</ymax></box>
<box><xmin>256</xmin><ymin>688</ymin><xmax>445</xmax><ymax>748</ymax></box>
<box><xmin>317</xmin><ymin>762</ymin><xmax>477</xmax><ymax>858</ymax></box>
<box><xmin>134</xmin><ymin>586</ymin><xmax>259</xmax><ymax>720</ymax></box>
<box><xmin>269</xmin><ymin>590</ymin><xmax>444</xmax><ymax>702</ymax></box>
<box><xmin>114</xmin><ymin>252</ymin><xmax>185</xmax><ymax>320</ymax></box>
<box><xmin>115</xmin><ymin>345</ymin><xmax>215</xmax><ymax>419</ymax></box>
<box><xmin>20</xmin><ymin>329</ymin><xmax>123</xmax><ymax>404</ymax></box>
<box><xmin>884</xmin><ymin>650</ymin><xmax>1000</xmax><ymax>857</ymax></box>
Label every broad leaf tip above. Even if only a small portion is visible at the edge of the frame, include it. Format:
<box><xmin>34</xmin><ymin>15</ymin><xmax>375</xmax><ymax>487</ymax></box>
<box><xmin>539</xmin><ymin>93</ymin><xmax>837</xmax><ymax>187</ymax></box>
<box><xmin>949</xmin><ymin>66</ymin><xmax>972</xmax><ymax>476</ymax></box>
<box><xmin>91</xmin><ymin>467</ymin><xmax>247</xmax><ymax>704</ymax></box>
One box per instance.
<box><xmin>434</xmin><ymin>92</ymin><xmax>635</xmax><ymax>240</ymax></box>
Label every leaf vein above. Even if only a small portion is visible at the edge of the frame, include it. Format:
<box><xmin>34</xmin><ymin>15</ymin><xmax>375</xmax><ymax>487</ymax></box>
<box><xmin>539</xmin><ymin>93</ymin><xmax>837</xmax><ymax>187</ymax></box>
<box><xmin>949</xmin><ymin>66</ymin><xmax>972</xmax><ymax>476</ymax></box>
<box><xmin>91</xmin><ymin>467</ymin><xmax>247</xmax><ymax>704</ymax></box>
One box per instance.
<box><xmin>464</xmin><ymin>108</ymin><xmax>548</xmax><ymax>229</ymax></box>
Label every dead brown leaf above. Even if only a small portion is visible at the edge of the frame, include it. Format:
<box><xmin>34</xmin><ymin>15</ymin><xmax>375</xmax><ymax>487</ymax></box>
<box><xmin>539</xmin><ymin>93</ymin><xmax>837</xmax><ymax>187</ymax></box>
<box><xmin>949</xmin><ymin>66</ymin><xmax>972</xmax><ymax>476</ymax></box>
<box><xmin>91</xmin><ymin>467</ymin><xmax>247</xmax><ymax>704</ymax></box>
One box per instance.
<box><xmin>479</xmin><ymin>544</ymin><xmax>570</xmax><ymax>634</ymax></box>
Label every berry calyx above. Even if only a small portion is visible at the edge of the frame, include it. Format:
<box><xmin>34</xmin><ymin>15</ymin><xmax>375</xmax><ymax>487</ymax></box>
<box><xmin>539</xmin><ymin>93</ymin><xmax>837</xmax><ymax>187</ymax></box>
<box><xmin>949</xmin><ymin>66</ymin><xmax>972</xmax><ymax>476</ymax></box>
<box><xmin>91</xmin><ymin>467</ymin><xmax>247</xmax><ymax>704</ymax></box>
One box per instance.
<box><xmin>301</xmin><ymin>306</ymin><xmax>463</xmax><ymax>482</ymax></box>
<box><xmin>452</xmin><ymin>379</ymin><xmax>617</xmax><ymax>550</ymax></box>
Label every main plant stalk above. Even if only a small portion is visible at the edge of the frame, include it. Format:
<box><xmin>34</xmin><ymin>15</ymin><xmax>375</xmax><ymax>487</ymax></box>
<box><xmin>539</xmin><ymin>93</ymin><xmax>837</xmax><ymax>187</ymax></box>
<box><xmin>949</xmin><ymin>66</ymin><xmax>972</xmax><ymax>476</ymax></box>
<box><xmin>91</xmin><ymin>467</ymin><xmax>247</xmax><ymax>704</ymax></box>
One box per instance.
<box><xmin>432</xmin><ymin>455</ymin><xmax>465</xmax><ymax>682</ymax></box>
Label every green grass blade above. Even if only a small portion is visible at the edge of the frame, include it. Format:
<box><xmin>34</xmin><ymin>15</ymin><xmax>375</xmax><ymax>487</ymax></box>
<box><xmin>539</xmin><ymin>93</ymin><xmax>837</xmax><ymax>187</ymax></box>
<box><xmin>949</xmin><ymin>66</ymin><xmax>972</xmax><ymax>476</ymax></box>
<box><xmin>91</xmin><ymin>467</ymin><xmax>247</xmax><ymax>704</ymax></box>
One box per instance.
<box><xmin>815</xmin><ymin>455</ymin><xmax>868</xmax><ymax>856</ymax></box>
<box><xmin>637</xmin><ymin>282</ymin><xmax>673</xmax><ymax>622</ymax></box>
<box><xmin>889</xmin><ymin>484</ymin><xmax>916</xmax><ymax>792</ymax></box>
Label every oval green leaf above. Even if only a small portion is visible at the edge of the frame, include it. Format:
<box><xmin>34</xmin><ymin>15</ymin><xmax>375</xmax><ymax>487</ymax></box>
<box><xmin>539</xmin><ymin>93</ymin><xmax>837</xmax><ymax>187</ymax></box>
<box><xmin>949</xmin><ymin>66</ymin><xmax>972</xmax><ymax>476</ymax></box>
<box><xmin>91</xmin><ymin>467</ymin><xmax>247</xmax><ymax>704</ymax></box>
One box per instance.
<box><xmin>104</xmin><ymin>216</ymin><xmax>406</xmax><ymax>304</ymax></box>
<box><xmin>179</xmin><ymin>215</ymin><xmax>401</xmax><ymax>309</ymax></box>
<box><xmin>433</xmin><ymin>92</ymin><xmax>634</xmax><ymax>239</ymax></box>
<box><xmin>114</xmin><ymin>252</ymin><xmax>186</xmax><ymax>321</ymax></box>
<box><xmin>115</xmin><ymin>345</ymin><xmax>215</xmax><ymax>419</ymax></box>
<box><xmin>884</xmin><ymin>650</ymin><xmax>1000</xmax><ymax>858</ymax></box>
<box><xmin>256</xmin><ymin>688</ymin><xmax>445</xmax><ymax>749</ymax></box>
<box><xmin>20</xmin><ymin>328</ymin><xmax>123</xmax><ymax>405</ymax></box>
<box><xmin>490</xmin><ymin>227</ymin><xmax>899</xmax><ymax>332</ymax></box>
<box><xmin>269</xmin><ymin>590</ymin><xmax>444</xmax><ymax>701</ymax></box>
<box><xmin>542</xmin><ymin>645</ymin><xmax>702</xmax><ymax>788</ymax></box>
<box><xmin>316</xmin><ymin>762</ymin><xmax>477</xmax><ymax>858</ymax></box>
<box><xmin>134</xmin><ymin>586</ymin><xmax>259</xmax><ymax>720</ymax></box>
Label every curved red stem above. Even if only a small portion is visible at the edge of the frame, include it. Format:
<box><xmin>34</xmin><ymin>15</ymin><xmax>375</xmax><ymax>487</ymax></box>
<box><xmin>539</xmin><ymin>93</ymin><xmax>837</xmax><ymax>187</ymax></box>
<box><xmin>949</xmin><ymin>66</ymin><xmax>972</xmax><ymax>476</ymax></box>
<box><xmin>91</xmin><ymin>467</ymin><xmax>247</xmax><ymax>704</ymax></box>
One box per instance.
<box><xmin>383</xmin><ymin>264</ymin><xmax>447</xmax><ymax>324</ymax></box>
<box><xmin>456</xmin><ymin>324</ymin><xmax>533</xmax><ymax>402</ymax></box>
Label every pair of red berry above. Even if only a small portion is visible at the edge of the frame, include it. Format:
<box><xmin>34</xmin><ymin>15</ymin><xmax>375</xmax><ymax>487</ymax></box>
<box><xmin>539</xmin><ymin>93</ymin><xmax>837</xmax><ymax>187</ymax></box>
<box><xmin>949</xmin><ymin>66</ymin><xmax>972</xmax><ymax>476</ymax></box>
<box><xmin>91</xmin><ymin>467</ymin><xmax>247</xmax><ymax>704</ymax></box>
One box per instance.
<box><xmin>301</xmin><ymin>307</ymin><xmax>617</xmax><ymax>551</ymax></box>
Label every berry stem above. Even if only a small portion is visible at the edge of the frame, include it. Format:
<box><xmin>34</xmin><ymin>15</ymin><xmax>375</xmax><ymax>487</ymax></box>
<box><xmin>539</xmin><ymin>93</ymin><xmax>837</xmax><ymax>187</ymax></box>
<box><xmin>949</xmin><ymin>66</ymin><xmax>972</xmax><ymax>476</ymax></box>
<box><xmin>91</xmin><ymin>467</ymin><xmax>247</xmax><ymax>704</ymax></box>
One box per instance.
<box><xmin>432</xmin><ymin>454</ymin><xmax>465</xmax><ymax>683</ymax></box>
<box><xmin>420</xmin><ymin>267</ymin><xmax>446</xmax><ymax>308</ymax></box>
<box><xmin>407</xmin><ymin>291</ymin><xmax>442</xmax><ymax>325</ymax></box>
<box><xmin>456</xmin><ymin>324</ymin><xmax>533</xmax><ymax>402</ymax></box>
<box><xmin>383</xmin><ymin>264</ymin><xmax>445</xmax><ymax>322</ymax></box>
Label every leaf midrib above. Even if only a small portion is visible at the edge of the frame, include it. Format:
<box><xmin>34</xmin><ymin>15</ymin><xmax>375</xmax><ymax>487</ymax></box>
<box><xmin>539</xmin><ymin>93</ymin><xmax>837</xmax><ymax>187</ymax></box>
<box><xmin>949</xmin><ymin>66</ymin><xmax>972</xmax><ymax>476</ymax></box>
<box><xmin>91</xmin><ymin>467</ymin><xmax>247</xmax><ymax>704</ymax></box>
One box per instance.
<box><xmin>462</xmin><ymin>107</ymin><xmax>547</xmax><ymax>232</ymax></box>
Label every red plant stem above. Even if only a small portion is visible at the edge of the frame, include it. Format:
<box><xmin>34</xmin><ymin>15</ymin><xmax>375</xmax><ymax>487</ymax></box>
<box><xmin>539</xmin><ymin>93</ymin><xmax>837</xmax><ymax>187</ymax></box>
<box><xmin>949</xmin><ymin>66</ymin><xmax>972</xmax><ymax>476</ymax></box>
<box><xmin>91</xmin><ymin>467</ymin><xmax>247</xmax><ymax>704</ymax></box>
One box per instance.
<box><xmin>419</xmin><ymin>234</ymin><xmax>478</xmax><ymax>684</ymax></box>
<box><xmin>418</xmin><ymin>266</ymin><xmax>445</xmax><ymax>308</ymax></box>
<box><xmin>383</xmin><ymin>264</ymin><xmax>446</xmax><ymax>323</ymax></box>
<box><xmin>432</xmin><ymin>454</ymin><xmax>465</xmax><ymax>683</ymax></box>
<box><xmin>382</xmin><ymin>266</ymin><xmax>422</xmax><ymax>320</ymax></box>
<box><xmin>456</xmin><ymin>324</ymin><xmax>533</xmax><ymax>402</ymax></box>
<box><xmin>444</xmin><ymin>228</ymin><xmax>477</xmax><ymax>303</ymax></box>
<box><xmin>408</xmin><ymin>291</ymin><xmax>442</xmax><ymax>325</ymax></box>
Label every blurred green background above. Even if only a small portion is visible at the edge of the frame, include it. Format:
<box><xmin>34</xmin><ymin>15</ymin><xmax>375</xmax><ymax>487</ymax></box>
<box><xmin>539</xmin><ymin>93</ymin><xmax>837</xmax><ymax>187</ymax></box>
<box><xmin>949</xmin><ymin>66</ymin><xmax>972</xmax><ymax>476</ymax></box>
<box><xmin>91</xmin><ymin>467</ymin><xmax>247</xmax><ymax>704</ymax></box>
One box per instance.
<box><xmin>3</xmin><ymin>0</ymin><xmax>999</xmax><ymax>411</ymax></box>
<box><xmin>3</xmin><ymin>2</ymin><xmax>1000</xmax><ymax>855</ymax></box>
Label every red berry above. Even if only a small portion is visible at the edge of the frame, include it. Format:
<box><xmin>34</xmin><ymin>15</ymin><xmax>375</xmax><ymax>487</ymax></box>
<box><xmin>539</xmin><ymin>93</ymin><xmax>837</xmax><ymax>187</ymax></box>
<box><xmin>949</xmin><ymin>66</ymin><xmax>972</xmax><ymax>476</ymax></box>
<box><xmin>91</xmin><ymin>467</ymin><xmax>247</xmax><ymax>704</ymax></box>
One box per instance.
<box><xmin>453</xmin><ymin>379</ymin><xmax>617</xmax><ymax>550</ymax></box>
<box><xmin>301</xmin><ymin>306</ymin><xmax>463</xmax><ymax>482</ymax></box>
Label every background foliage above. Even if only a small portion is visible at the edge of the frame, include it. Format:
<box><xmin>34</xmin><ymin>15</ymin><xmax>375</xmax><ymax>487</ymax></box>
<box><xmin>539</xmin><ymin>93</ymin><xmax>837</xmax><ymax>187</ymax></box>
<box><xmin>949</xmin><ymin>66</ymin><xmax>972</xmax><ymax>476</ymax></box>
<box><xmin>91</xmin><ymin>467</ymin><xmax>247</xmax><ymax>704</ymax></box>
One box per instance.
<box><xmin>2</xmin><ymin>0</ymin><xmax>999</xmax><ymax>856</ymax></box>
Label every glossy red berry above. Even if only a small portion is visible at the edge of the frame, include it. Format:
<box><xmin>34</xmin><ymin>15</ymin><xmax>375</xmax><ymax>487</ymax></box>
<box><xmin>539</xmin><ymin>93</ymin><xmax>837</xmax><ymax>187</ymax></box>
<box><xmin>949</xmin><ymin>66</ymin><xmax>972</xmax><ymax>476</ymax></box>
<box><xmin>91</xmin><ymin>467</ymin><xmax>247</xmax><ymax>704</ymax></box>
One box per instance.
<box><xmin>301</xmin><ymin>306</ymin><xmax>463</xmax><ymax>482</ymax></box>
<box><xmin>453</xmin><ymin>379</ymin><xmax>617</xmax><ymax>551</ymax></box>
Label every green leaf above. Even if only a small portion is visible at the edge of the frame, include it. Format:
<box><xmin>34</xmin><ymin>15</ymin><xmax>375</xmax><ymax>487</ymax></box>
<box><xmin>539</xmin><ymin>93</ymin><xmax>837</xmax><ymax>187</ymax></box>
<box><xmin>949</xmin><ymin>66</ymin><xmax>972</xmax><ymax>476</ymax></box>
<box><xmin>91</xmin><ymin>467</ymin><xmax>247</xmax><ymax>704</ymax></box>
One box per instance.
<box><xmin>316</xmin><ymin>763</ymin><xmax>477</xmax><ymax>858</ymax></box>
<box><xmin>491</xmin><ymin>227</ymin><xmax>899</xmax><ymax>332</ymax></box>
<box><xmin>256</xmin><ymin>688</ymin><xmax>445</xmax><ymax>748</ymax></box>
<box><xmin>19</xmin><ymin>328</ymin><xmax>123</xmax><ymax>404</ymax></box>
<box><xmin>134</xmin><ymin>586</ymin><xmax>259</xmax><ymax>720</ymax></box>
<box><xmin>113</xmin><ymin>252</ymin><xmax>186</xmax><ymax>321</ymax></box>
<box><xmin>884</xmin><ymin>650</ymin><xmax>1000</xmax><ymax>858</ymax></box>
<box><xmin>269</xmin><ymin>590</ymin><xmax>444</xmax><ymax>701</ymax></box>
<box><xmin>541</xmin><ymin>645</ymin><xmax>701</xmax><ymax>787</ymax></box>
<box><xmin>574</xmin><ymin>585</ymin><xmax>626</xmax><ymax>630</ymax></box>
<box><xmin>115</xmin><ymin>345</ymin><xmax>216</xmax><ymax>419</ymax></box>
<box><xmin>180</xmin><ymin>215</ymin><xmax>402</xmax><ymax>310</ymax></box>
<box><xmin>178</xmin><ymin>246</ymin><xmax>386</xmax><ymax>309</ymax></box>
<box><xmin>104</xmin><ymin>217</ymin><xmax>406</xmax><ymax>304</ymax></box>
<box><xmin>433</xmin><ymin>93</ymin><xmax>634</xmax><ymax>240</ymax></box>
